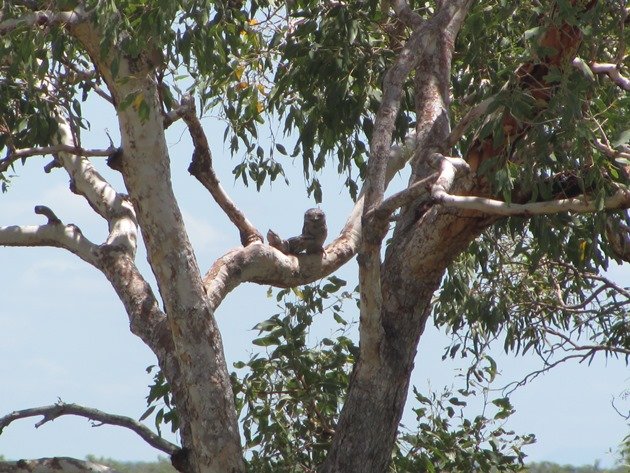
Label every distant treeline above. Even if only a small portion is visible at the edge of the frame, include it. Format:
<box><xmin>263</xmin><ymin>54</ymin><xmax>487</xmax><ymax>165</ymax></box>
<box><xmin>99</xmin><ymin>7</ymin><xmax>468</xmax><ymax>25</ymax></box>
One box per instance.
<box><xmin>86</xmin><ymin>456</ymin><xmax>627</xmax><ymax>473</ymax></box>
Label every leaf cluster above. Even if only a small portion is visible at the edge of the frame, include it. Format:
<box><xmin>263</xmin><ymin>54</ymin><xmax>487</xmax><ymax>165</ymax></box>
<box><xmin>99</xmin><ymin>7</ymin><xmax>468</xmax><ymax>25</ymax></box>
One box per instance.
<box><xmin>392</xmin><ymin>356</ymin><xmax>535</xmax><ymax>473</ymax></box>
<box><xmin>229</xmin><ymin>279</ymin><xmax>534</xmax><ymax>472</ymax></box>
<box><xmin>141</xmin><ymin>365</ymin><xmax>179</xmax><ymax>436</ymax></box>
<box><xmin>435</xmin><ymin>218</ymin><xmax>630</xmax><ymax>373</ymax></box>
<box><xmin>231</xmin><ymin>276</ymin><xmax>356</xmax><ymax>471</ymax></box>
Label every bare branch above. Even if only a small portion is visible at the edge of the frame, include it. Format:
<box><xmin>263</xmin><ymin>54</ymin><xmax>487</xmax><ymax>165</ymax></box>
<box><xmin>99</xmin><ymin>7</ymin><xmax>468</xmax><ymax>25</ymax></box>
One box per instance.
<box><xmin>433</xmin><ymin>187</ymin><xmax>630</xmax><ymax>216</ymax></box>
<box><xmin>0</xmin><ymin>144</ymin><xmax>118</xmax><ymax>174</ymax></box>
<box><xmin>50</xmin><ymin>100</ymin><xmax>137</xmax><ymax>255</ymax></box>
<box><xmin>204</xmin><ymin>230</ymin><xmax>357</xmax><ymax>311</ymax></box>
<box><xmin>0</xmin><ymin>207</ymin><xmax>99</xmax><ymax>266</ymax></box>
<box><xmin>0</xmin><ymin>402</ymin><xmax>179</xmax><ymax>456</ymax></box>
<box><xmin>0</xmin><ymin>6</ymin><xmax>91</xmax><ymax>36</ymax></box>
<box><xmin>179</xmin><ymin>96</ymin><xmax>263</xmax><ymax>246</ymax></box>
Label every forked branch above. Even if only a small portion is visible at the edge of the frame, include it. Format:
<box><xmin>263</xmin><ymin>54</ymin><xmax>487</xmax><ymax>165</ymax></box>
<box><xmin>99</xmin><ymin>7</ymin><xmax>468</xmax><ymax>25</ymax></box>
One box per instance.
<box><xmin>0</xmin><ymin>206</ymin><xmax>98</xmax><ymax>265</ymax></box>
<box><xmin>202</xmin><ymin>132</ymin><xmax>420</xmax><ymax>310</ymax></box>
<box><xmin>48</xmin><ymin>95</ymin><xmax>137</xmax><ymax>255</ymax></box>
<box><xmin>0</xmin><ymin>402</ymin><xmax>179</xmax><ymax>455</ymax></box>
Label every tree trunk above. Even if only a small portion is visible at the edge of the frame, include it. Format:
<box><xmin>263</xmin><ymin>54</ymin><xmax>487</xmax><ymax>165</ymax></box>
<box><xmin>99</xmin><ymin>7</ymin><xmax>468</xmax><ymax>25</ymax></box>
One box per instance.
<box><xmin>321</xmin><ymin>199</ymin><xmax>490</xmax><ymax>472</ymax></box>
<box><xmin>113</xmin><ymin>75</ymin><xmax>245</xmax><ymax>473</ymax></box>
<box><xmin>321</xmin><ymin>5</ymin><xmax>479</xmax><ymax>470</ymax></box>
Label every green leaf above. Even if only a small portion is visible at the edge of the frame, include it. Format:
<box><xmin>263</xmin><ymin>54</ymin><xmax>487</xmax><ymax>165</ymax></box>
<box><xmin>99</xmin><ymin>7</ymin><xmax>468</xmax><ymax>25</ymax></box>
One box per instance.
<box><xmin>252</xmin><ymin>335</ymin><xmax>280</xmax><ymax>347</ymax></box>
<box><xmin>139</xmin><ymin>405</ymin><xmax>156</xmax><ymax>421</ymax></box>
<box><xmin>612</xmin><ymin>129</ymin><xmax>630</xmax><ymax>148</ymax></box>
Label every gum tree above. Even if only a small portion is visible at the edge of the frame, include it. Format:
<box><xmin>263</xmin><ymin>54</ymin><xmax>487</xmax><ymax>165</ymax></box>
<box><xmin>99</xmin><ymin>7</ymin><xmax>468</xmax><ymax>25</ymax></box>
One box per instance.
<box><xmin>1</xmin><ymin>1</ymin><xmax>629</xmax><ymax>472</ymax></box>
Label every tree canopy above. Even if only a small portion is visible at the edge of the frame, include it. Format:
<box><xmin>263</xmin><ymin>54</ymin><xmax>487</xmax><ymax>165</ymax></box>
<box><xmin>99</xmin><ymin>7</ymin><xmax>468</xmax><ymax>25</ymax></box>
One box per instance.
<box><xmin>0</xmin><ymin>1</ymin><xmax>629</xmax><ymax>472</ymax></box>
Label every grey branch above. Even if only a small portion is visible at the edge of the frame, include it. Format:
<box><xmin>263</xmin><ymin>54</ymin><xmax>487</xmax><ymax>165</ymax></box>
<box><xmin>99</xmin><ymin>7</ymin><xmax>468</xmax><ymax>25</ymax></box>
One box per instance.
<box><xmin>0</xmin><ymin>402</ymin><xmax>179</xmax><ymax>456</ymax></box>
<box><xmin>433</xmin><ymin>187</ymin><xmax>630</xmax><ymax>216</ymax></box>
<box><xmin>0</xmin><ymin>144</ymin><xmax>118</xmax><ymax>174</ymax></box>
<box><xmin>179</xmin><ymin>96</ymin><xmax>263</xmax><ymax>246</ymax></box>
<box><xmin>0</xmin><ymin>6</ymin><xmax>92</xmax><ymax>36</ymax></box>
<box><xmin>0</xmin><ymin>207</ymin><xmax>98</xmax><ymax>266</ymax></box>
<box><xmin>267</xmin><ymin>208</ymin><xmax>328</xmax><ymax>255</ymax></box>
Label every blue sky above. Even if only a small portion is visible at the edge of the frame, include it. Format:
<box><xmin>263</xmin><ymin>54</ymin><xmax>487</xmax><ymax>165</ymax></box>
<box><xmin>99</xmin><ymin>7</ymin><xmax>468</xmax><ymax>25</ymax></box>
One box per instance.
<box><xmin>0</xmin><ymin>94</ymin><xmax>628</xmax><ymax>467</ymax></box>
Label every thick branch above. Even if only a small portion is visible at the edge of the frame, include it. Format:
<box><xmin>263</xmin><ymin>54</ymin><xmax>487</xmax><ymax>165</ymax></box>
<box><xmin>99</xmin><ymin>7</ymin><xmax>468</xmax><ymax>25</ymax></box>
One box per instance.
<box><xmin>50</xmin><ymin>101</ymin><xmax>137</xmax><ymax>255</ymax></box>
<box><xmin>432</xmin><ymin>187</ymin><xmax>630</xmax><ymax>216</ymax></box>
<box><xmin>365</xmin><ymin>16</ymin><xmax>434</xmax><ymax>213</ymax></box>
<box><xmin>0</xmin><ymin>6</ymin><xmax>91</xmax><ymax>36</ymax></box>
<box><xmin>179</xmin><ymin>96</ymin><xmax>263</xmax><ymax>246</ymax></box>
<box><xmin>204</xmin><ymin>230</ymin><xmax>357</xmax><ymax>311</ymax></box>
<box><xmin>0</xmin><ymin>207</ymin><xmax>99</xmax><ymax>266</ymax></box>
<box><xmin>0</xmin><ymin>402</ymin><xmax>178</xmax><ymax>455</ymax></box>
